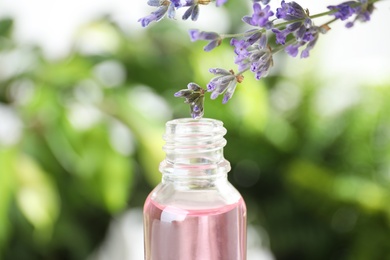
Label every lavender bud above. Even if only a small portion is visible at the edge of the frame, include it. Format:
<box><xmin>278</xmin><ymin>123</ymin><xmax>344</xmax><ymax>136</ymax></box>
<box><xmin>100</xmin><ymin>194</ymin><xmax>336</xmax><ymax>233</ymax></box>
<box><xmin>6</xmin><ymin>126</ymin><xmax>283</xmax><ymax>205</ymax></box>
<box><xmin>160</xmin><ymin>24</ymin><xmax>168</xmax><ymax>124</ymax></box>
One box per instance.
<box><xmin>147</xmin><ymin>0</ymin><xmax>160</xmax><ymax>7</ymax></box>
<box><xmin>209</xmin><ymin>68</ymin><xmax>231</xmax><ymax>75</ymax></box>
<box><xmin>204</xmin><ymin>40</ymin><xmax>220</xmax><ymax>52</ymax></box>
<box><xmin>187</xmin><ymin>82</ymin><xmax>201</xmax><ymax>91</ymax></box>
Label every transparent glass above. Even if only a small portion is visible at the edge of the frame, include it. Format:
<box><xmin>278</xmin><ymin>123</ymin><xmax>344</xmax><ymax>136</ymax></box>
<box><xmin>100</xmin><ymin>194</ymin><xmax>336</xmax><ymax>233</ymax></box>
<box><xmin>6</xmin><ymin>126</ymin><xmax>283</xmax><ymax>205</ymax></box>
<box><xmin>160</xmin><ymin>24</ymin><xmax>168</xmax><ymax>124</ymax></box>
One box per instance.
<box><xmin>143</xmin><ymin>118</ymin><xmax>247</xmax><ymax>260</ymax></box>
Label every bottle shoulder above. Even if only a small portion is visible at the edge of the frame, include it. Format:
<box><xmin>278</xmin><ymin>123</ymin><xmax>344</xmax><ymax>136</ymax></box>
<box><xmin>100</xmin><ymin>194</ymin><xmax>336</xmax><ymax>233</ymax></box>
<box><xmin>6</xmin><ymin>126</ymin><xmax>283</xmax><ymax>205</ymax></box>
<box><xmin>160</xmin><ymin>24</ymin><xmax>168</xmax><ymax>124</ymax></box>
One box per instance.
<box><xmin>147</xmin><ymin>180</ymin><xmax>243</xmax><ymax>210</ymax></box>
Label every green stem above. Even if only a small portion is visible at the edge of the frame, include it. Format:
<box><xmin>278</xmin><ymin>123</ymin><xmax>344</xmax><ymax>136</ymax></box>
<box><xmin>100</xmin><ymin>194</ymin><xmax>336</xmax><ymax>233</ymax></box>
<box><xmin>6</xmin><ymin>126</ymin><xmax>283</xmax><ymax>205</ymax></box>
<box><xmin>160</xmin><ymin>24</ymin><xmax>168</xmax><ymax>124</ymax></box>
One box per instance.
<box><xmin>309</xmin><ymin>10</ymin><xmax>335</xmax><ymax>20</ymax></box>
<box><xmin>323</xmin><ymin>18</ymin><xmax>338</xmax><ymax>27</ymax></box>
<box><xmin>236</xmin><ymin>68</ymin><xmax>250</xmax><ymax>76</ymax></box>
<box><xmin>221</xmin><ymin>29</ymin><xmax>264</xmax><ymax>40</ymax></box>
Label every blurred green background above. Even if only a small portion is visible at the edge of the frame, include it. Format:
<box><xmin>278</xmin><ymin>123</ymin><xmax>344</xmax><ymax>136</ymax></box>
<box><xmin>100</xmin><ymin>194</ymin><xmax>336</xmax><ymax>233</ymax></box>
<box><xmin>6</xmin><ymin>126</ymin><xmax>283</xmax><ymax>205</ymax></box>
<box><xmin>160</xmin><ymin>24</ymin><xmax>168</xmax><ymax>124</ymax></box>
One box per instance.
<box><xmin>1</xmin><ymin>1</ymin><xmax>390</xmax><ymax>259</ymax></box>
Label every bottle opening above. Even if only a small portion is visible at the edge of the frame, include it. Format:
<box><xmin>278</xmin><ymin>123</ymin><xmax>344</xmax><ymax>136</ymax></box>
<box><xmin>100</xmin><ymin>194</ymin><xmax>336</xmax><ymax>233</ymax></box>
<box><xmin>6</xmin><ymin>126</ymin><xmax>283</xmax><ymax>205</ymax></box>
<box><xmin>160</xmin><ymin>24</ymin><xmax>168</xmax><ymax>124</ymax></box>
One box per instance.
<box><xmin>163</xmin><ymin>118</ymin><xmax>227</xmax><ymax>153</ymax></box>
<box><xmin>160</xmin><ymin>118</ymin><xmax>230</xmax><ymax>176</ymax></box>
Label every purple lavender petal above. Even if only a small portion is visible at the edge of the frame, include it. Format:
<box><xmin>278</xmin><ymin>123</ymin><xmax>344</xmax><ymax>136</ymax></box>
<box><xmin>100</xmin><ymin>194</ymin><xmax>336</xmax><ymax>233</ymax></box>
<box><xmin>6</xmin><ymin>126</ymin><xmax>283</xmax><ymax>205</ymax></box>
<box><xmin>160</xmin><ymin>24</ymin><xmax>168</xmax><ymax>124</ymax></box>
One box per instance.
<box><xmin>276</xmin><ymin>0</ymin><xmax>307</xmax><ymax>20</ymax></box>
<box><xmin>174</xmin><ymin>91</ymin><xmax>184</xmax><ymax>97</ymax></box>
<box><xmin>287</xmin><ymin>21</ymin><xmax>303</xmax><ymax>31</ymax></box>
<box><xmin>272</xmin><ymin>28</ymin><xmax>289</xmax><ymax>45</ymax></box>
<box><xmin>193</xmin><ymin>104</ymin><xmax>201</xmax><ymax>112</ymax></box>
<box><xmin>189</xmin><ymin>30</ymin><xmax>219</xmax><ymax>41</ymax></box>
<box><xmin>294</xmin><ymin>24</ymin><xmax>307</xmax><ymax>41</ymax></box>
<box><xmin>188</xmin><ymin>29</ymin><xmax>200</xmax><ymax>41</ymax></box>
<box><xmin>138</xmin><ymin>4</ymin><xmax>168</xmax><ymax>27</ymax></box>
<box><xmin>216</xmin><ymin>0</ymin><xmax>228</xmax><ymax>7</ymax></box>
<box><xmin>171</xmin><ymin>0</ymin><xmax>182</xmax><ymax>8</ymax></box>
<box><xmin>247</xmin><ymin>31</ymin><xmax>262</xmax><ymax>45</ymax></box>
<box><xmin>174</xmin><ymin>89</ymin><xmax>192</xmax><ymax>97</ymax></box>
<box><xmin>357</xmin><ymin>10</ymin><xmax>371</xmax><ymax>22</ymax></box>
<box><xmin>327</xmin><ymin>2</ymin><xmax>356</xmax><ymax>20</ymax></box>
<box><xmin>200</xmin><ymin>31</ymin><xmax>220</xmax><ymax>40</ymax></box>
<box><xmin>242</xmin><ymin>16</ymin><xmax>255</xmax><ymax>26</ymax></box>
<box><xmin>210</xmin><ymin>91</ymin><xmax>219</xmax><ymax>100</ymax></box>
<box><xmin>209</xmin><ymin>68</ymin><xmax>231</xmax><ymax>75</ymax></box>
<box><xmin>222</xmin><ymin>80</ymin><xmax>239</xmax><ymax>104</ymax></box>
<box><xmin>259</xmin><ymin>34</ymin><xmax>267</xmax><ymax>49</ymax></box>
<box><xmin>187</xmin><ymin>82</ymin><xmax>201</xmax><ymax>91</ymax></box>
<box><xmin>251</xmin><ymin>3</ymin><xmax>274</xmax><ymax>27</ymax></box>
<box><xmin>207</xmin><ymin>81</ymin><xmax>217</xmax><ymax>91</ymax></box>
<box><xmin>167</xmin><ymin>4</ymin><xmax>176</xmax><ymax>19</ymax></box>
<box><xmin>304</xmin><ymin>18</ymin><xmax>312</xmax><ymax>28</ymax></box>
<box><xmin>191</xmin><ymin>4</ymin><xmax>200</xmax><ymax>21</ymax></box>
<box><xmin>285</xmin><ymin>44</ymin><xmax>300</xmax><ymax>57</ymax></box>
<box><xmin>138</xmin><ymin>15</ymin><xmax>154</xmax><ymax>27</ymax></box>
<box><xmin>222</xmin><ymin>93</ymin><xmax>231</xmax><ymax>104</ymax></box>
<box><xmin>182</xmin><ymin>5</ymin><xmax>195</xmax><ymax>20</ymax></box>
<box><xmin>147</xmin><ymin>0</ymin><xmax>161</xmax><ymax>7</ymax></box>
<box><xmin>231</xmin><ymin>39</ymin><xmax>250</xmax><ymax>56</ymax></box>
<box><xmin>204</xmin><ymin>40</ymin><xmax>219</xmax><ymax>52</ymax></box>
<box><xmin>301</xmin><ymin>49</ymin><xmax>310</xmax><ymax>58</ymax></box>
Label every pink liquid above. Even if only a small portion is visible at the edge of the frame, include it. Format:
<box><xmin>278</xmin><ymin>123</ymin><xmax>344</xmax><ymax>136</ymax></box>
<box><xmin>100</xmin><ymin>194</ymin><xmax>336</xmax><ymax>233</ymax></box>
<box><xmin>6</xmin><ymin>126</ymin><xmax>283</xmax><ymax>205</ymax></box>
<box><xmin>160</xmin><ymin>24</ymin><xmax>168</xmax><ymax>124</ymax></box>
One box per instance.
<box><xmin>144</xmin><ymin>197</ymin><xmax>247</xmax><ymax>260</ymax></box>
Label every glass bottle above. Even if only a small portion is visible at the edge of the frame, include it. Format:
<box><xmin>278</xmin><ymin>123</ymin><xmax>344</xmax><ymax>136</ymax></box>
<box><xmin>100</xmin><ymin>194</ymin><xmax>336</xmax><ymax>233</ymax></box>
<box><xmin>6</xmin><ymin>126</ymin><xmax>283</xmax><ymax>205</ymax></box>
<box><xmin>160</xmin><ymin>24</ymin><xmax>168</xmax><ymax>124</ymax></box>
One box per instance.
<box><xmin>143</xmin><ymin>118</ymin><xmax>247</xmax><ymax>260</ymax></box>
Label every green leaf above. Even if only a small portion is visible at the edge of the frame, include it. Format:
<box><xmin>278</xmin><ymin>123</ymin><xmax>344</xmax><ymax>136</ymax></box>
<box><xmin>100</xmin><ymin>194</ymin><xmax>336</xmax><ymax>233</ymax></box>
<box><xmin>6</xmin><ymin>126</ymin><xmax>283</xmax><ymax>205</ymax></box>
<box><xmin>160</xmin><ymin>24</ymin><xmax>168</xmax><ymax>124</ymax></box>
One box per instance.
<box><xmin>0</xmin><ymin>148</ymin><xmax>17</xmax><ymax>254</ymax></box>
<box><xmin>0</xmin><ymin>18</ymin><xmax>13</xmax><ymax>38</ymax></box>
<box><xmin>15</xmin><ymin>154</ymin><xmax>60</xmax><ymax>242</ymax></box>
<box><xmin>99</xmin><ymin>154</ymin><xmax>134</xmax><ymax>213</ymax></box>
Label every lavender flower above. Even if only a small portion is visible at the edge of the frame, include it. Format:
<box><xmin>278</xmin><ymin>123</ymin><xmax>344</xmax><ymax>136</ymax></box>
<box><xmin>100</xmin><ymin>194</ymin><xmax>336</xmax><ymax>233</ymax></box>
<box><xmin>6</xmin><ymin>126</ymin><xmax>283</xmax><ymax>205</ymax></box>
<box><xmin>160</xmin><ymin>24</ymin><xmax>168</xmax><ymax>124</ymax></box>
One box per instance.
<box><xmin>231</xmin><ymin>39</ymin><xmax>251</xmax><ymax>71</ymax></box>
<box><xmin>138</xmin><ymin>0</ymin><xmax>176</xmax><ymax>27</ymax></box>
<box><xmin>271</xmin><ymin>1</ymin><xmax>333</xmax><ymax>59</ymax></box>
<box><xmin>285</xmin><ymin>42</ymin><xmax>302</xmax><ymax>57</ymax></box>
<box><xmin>295</xmin><ymin>18</ymin><xmax>313</xmax><ymax>41</ymax></box>
<box><xmin>207</xmin><ymin>68</ymin><xmax>243</xmax><ymax>104</ymax></box>
<box><xmin>272</xmin><ymin>21</ymin><xmax>302</xmax><ymax>44</ymax></box>
<box><xmin>327</xmin><ymin>1</ymin><xmax>356</xmax><ymax>20</ymax></box>
<box><xmin>327</xmin><ymin>0</ymin><xmax>375</xmax><ymax>27</ymax></box>
<box><xmin>347</xmin><ymin>1</ymin><xmax>375</xmax><ymax>27</ymax></box>
<box><xmin>242</xmin><ymin>2</ymin><xmax>274</xmax><ymax>29</ymax></box>
<box><xmin>272</xmin><ymin>0</ymin><xmax>315</xmax><ymax>50</ymax></box>
<box><xmin>174</xmin><ymin>82</ymin><xmax>205</xmax><ymax>118</ymax></box>
<box><xmin>248</xmin><ymin>35</ymin><xmax>273</xmax><ymax>79</ymax></box>
<box><xmin>284</xmin><ymin>25</ymin><xmax>328</xmax><ymax>58</ymax></box>
<box><xmin>180</xmin><ymin>0</ymin><xmax>219</xmax><ymax>21</ymax></box>
<box><xmin>143</xmin><ymin>0</ymin><xmax>380</xmax><ymax>113</ymax></box>
<box><xmin>300</xmin><ymin>35</ymin><xmax>318</xmax><ymax>58</ymax></box>
<box><xmin>139</xmin><ymin>0</ymin><xmax>228</xmax><ymax>26</ymax></box>
<box><xmin>276</xmin><ymin>0</ymin><xmax>308</xmax><ymax>20</ymax></box>
<box><xmin>231</xmin><ymin>34</ymin><xmax>273</xmax><ymax>80</ymax></box>
<box><xmin>188</xmin><ymin>29</ymin><xmax>222</xmax><ymax>51</ymax></box>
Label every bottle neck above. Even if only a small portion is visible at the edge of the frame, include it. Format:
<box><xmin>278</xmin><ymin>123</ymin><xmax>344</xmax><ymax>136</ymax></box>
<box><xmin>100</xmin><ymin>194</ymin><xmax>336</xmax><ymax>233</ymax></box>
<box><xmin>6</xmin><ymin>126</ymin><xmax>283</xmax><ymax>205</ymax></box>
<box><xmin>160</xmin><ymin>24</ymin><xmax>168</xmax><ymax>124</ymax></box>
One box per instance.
<box><xmin>159</xmin><ymin>118</ymin><xmax>231</xmax><ymax>183</ymax></box>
